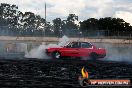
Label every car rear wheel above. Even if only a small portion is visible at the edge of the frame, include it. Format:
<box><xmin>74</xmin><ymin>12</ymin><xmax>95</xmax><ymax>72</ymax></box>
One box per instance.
<box><xmin>89</xmin><ymin>53</ymin><xmax>98</xmax><ymax>60</ymax></box>
<box><xmin>52</xmin><ymin>51</ymin><xmax>61</xmax><ymax>59</ymax></box>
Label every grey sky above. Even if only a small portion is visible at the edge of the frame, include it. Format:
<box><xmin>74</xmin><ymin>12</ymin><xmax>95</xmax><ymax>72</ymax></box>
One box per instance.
<box><xmin>0</xmin><ymin>0</ymin><xmax>132</xmax><ymax>25</ymax></box>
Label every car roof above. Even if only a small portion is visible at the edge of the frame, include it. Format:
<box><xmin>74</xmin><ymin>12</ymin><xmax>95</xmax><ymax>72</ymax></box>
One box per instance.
<box><xmin>70</xmin><ymin>41</ymin><xmax>93</xmax><ymax>45</ymax></box>
<box><xmin>71</xmin><ymin>41</ymin><xmax>91</xmax><ymax>43</ymax></box>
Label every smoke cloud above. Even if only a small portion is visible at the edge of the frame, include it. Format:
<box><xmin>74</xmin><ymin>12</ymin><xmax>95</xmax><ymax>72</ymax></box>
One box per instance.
<box><xmin>25</xmin><ymin>35</ymin><xmax>69</xmax><ymax>59</ymax></box>
<box><xmin>95</xmin><ymin>43</ymin><xmax>132</xmax><ymax>63</ymax></box>
<box><xmin>25</xmin><ymin>36</ymin><xmax>132</xmax><ymax>63</ymax></box>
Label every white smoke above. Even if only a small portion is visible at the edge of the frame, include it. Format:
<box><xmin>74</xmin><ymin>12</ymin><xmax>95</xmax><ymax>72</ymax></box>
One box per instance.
<box><xmin>58</xmin><ymin>35</ymin><xmax>70</xmax><ymax>47</ymax></box>
<box><xmin>94</xmin><ymin>43</ymin><xmax>132</xmax><ymax>63</ymax></box>
<box><xmin>25</xmin><ymin>36</ymin><xmax>132</xmax><ymax>63</ymax></box>
<box><xmin>25</xmin><ymin>35</ymin><xmax>69</xmax><ymax>59</ymax></box>
<box><xmin>105</xmin><ymin>44</ymin><xmax>132</xmax><ymax>62</ymax></box>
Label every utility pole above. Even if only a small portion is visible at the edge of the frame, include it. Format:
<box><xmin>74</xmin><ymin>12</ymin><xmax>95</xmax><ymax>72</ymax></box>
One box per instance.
<box><xmin>45</xmin><ymin>2</ymin><xmax>46</xmax><ymax>23</ymax></box>
<box><xmin>44</xmin><ymin>1</ymin><xmax>46</xmax><ymax>37</ymax></box>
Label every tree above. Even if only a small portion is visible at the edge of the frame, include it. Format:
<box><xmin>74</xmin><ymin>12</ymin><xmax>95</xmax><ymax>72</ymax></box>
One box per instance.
<box><xmin>80</xmin><ymin>18</ymin><xmax>99</xmax><ymax>36</ymax></box>
<box><xmin>53</xmin><ymin>18</ymin><xmax>62</xmax><ymax>36</ymax></box>
<box><xmin>0</xmin><ymin>3</ymin><xmax>19</xmax><ymax>36</ymax></box>
<box><xmin>61</xmin><ymin>14</ymin><xmax>79</xmax><ymax>36</ymax></box>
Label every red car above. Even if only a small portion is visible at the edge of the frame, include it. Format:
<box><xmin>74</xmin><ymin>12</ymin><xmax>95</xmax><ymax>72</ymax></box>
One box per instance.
<box><xmin>46</xmin><ymin>42</ymin><xmax>106</xmax><ymax>60</ymax></box>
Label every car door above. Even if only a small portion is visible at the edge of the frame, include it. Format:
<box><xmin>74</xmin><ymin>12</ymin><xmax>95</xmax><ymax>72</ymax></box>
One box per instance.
<box><xmin>61</xmin><ymin>42</ymin><xmax>80</xmax><ymax>57</ymax></box>
<box><xmin>79</xmin><ymin>42</ymin><xmax>93</xmax><ymax>57</ymax></box>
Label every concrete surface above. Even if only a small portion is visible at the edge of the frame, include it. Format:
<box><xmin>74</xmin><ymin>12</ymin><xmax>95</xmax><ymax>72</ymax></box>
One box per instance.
<box><xmin>0</xmin><ymin>36</ymin><xmax>132</xmax><ymax>44</ymax></box>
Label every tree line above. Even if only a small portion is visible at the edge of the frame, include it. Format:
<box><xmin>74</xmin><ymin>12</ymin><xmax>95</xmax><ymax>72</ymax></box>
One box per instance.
<box><xmin>0</xmin><ymin>3</ymin><xmax>132</xmax><ymax>37</ymax></box>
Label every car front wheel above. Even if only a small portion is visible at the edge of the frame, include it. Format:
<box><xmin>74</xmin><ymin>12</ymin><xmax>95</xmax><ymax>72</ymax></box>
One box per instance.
<box><xmin>52</xmin><ymin>51</ymin><xmax>61</xmax><ymax>59</ymax></box>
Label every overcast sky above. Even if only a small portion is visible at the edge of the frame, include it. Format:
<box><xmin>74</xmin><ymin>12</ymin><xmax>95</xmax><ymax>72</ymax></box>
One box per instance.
<box><xmin>0</xmin><ymin>0</ymin><xmax>132</xmax><ymax>25</ymax></box>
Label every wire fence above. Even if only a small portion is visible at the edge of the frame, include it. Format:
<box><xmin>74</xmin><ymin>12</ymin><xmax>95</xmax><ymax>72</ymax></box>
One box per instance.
<box><xmin>0</xmin><ymin>26</ymin><xmax>132</xmax><ymax>39</ymax></box>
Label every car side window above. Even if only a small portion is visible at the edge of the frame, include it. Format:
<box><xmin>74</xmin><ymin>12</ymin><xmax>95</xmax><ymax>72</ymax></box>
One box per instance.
<box><xmin>66</xmin><ymin>42</ymin><xmax>80</xmax><ymax>48</ymax></box>
<box><xmin>81</xmin><ymin>42</ymin><xmax>92</xmax><ymax>48</ymax></box>
<box><xmin>71</xmin><ymin>42</ymin><xmax>80</xmax><ymax>48</ymax></box>
<box><xmin>66</xmin><ymin>43</ymin><xmax>72</xmax><ymax>48</ymax></box>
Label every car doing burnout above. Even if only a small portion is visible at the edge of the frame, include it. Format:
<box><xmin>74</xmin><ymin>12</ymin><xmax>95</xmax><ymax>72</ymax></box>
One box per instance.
<box><xmin>46</xmin><ymin>42</ymin><xmax>106</xmax><ymax>60</ymax></box>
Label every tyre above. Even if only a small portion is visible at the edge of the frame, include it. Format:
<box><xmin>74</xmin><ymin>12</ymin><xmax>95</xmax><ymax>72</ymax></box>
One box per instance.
<box><xmin>89</xmin><ymin>52</ymin><xmax>98</xmax><ymax>60</ymax></box>
<box><xmin>52</xmin><ymin>51</ymin><xmax>61</xmax><ymax>59</ymax></box>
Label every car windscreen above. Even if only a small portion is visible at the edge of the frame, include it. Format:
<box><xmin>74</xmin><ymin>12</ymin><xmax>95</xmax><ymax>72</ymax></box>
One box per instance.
<box><xmin>81</xmin><ymin>42</ymin><xmax>92</xmax><ymax>48</ymax></box>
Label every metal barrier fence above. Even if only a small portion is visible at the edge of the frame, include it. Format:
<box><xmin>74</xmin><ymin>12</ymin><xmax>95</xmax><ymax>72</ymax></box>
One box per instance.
<box><xmin>0</xmin><ymin>26</ymin><xmax>131</xmax><ymax>38</ymax></box>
